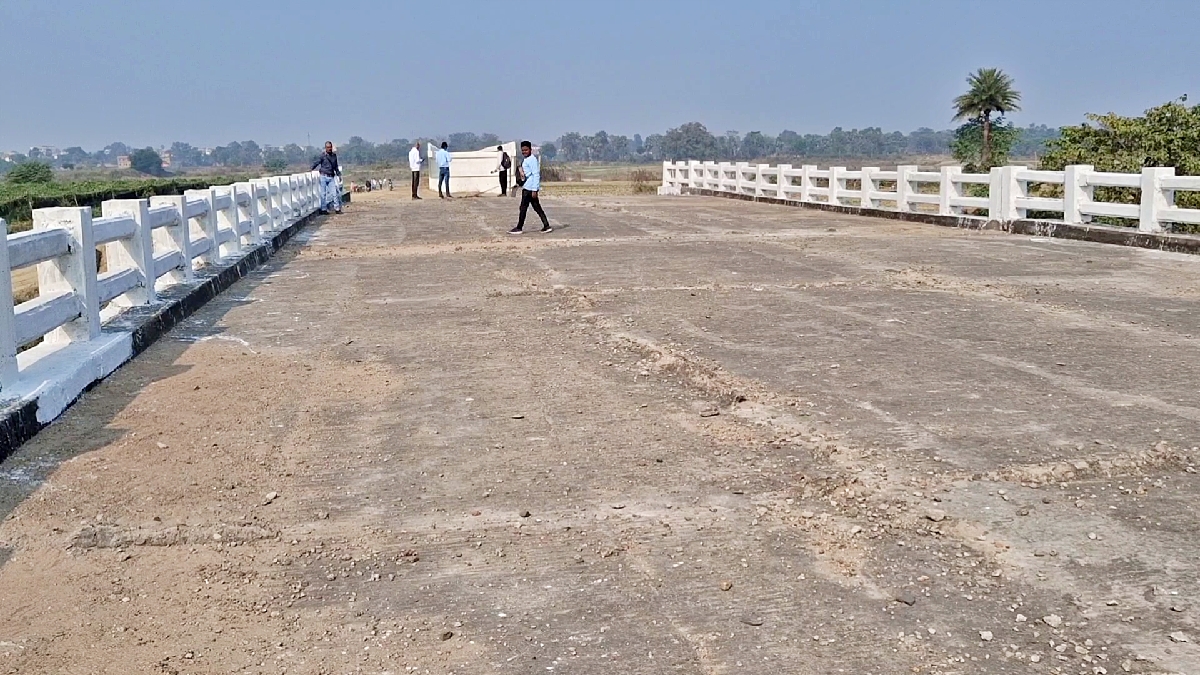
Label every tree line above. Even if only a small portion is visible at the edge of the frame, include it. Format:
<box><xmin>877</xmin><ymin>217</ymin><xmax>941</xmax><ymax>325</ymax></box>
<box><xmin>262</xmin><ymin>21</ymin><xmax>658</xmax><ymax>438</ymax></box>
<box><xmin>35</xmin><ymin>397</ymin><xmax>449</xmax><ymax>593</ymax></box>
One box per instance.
<box><xmin>544</xmin><ymin>124</ymin><xmax>1057</xmax><ymax>163</ymax></box>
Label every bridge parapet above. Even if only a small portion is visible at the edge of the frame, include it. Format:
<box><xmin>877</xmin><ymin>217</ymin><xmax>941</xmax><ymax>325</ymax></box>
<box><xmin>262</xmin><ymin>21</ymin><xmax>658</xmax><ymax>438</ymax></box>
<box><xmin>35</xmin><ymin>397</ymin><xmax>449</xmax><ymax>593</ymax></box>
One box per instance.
<box><xmin>0</xmin><ymin>170</ymin><xmax>325</xmax><ymax>452</ymax></box>
<box><xmin>661</xmin><ymin>160</ymin><xmax>1200</xmax><ymax>235</ymax></box>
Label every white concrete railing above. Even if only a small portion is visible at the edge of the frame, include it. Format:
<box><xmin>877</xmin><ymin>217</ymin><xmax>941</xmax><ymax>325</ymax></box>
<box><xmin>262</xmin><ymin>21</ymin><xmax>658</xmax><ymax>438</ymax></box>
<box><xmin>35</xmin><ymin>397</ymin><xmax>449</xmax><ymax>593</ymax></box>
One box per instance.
<box><xmin>0</xmin><ymin>170</ymin><xmax>322</xmax><ymax>398</ymax></box>
<box><xmin>660</xmin><ymin>161</ymin><xmax>1200</xmax><ymax>233</ymax></box>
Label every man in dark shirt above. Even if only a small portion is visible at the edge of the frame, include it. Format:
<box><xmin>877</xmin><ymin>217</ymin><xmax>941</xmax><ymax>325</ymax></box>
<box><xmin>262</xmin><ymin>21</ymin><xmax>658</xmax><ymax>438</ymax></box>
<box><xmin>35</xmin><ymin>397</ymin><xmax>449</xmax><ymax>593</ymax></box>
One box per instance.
<box><xmin>311</xmin><ymin>141</ymin><xmax>343</xmax><ymax>214</ymax></box>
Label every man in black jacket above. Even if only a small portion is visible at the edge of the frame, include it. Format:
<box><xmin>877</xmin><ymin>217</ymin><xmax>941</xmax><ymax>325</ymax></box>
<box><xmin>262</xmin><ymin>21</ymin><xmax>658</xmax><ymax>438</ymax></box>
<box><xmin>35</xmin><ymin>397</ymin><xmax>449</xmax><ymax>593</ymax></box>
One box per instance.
<box><xmin>311</xmin><ymin>141</ymin><xmax>342</xmax><ymax>214</ymax></box>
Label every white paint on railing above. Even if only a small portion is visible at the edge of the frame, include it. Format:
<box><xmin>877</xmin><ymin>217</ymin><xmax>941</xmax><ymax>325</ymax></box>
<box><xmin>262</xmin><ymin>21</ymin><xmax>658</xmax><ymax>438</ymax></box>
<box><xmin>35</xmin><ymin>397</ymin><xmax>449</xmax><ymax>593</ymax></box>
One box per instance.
<box><xmin>661</xmin><ymin>160</ymin><xmax>1200</xmax><ymax>234</ymax></box>
<box><xmin>0</xmin><ymin>170</ymin><xmax>324</xmax><ymax>424</ymax></box>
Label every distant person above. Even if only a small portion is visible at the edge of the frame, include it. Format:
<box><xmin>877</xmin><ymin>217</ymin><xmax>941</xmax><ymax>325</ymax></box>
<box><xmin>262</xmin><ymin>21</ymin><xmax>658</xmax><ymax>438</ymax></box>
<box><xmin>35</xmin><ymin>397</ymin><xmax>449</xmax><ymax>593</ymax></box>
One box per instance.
<box><xmin>436</xmin><ymin>141</ymin><xmax>452</xmax><ymax>198</ymax></box>
<box><xmin>408</xmin><ymin>141</ymin><xmax>423</xmax><ymax>199</ymax></box>
<box><xmin>311</xmin><ymin>141</ymin><xmax>342</xmax><ymax>214</ymax></box>
<box><xmin>493</xmin><ymin>145</ymin><xmax>512</xmax><ymax>196</ymax></box>
<box><xmin>508</xmin><ymin>141</ymin><xmax>552</xmax><ymax>234</ymax></box>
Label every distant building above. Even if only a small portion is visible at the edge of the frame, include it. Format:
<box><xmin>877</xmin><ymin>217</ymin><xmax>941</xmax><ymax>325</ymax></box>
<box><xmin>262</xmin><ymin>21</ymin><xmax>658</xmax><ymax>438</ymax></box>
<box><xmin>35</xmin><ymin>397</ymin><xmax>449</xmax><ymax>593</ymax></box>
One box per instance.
<box><xmin>29</xmin><ymin>146</ymin><xmax>61</xmax><ymax>159</ymax></box>
<box><xmin>117</xmin><ymin>155</ymin><xmax>132</xmax><ymax>169</ymax></box>
<box><xmin>160</xmin><ymin>150</ymin><xmax>173</xmax><ymax>168</ymax></box>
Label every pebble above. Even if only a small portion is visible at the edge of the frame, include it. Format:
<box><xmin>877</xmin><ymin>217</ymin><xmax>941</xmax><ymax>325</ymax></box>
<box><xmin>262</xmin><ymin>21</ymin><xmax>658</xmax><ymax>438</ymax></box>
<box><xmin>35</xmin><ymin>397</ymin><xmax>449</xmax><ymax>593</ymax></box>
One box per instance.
<box><xmin>1042</xmin><ymin>614</ymin><xmax>1063</xmax><ymax>628</ymax></box>
<box><xmin>739</xmin><ymin>617</ymin><xmax>764</xmax><ymax>627</ymax></box>
<box><xmin>156</xmin><ymin>441</ymin><xmax>169</xmax><ymax>449</ymax></box>
<box><xmin>511</xmin><ymin>414</ymin><xmax>525</xmax><ymax>419</ymax></box>
<box><xmin>441</xmin><ymin>631</ymin><xmax>454</xmax><ymax>641</ymax></box>
<box><xmin>925</xmin><ymin>509</ymin><xmax>947</xmax><ymax>522</ymax></box>
<box><xmin>519</xmin><ymin>510</ymin><xmax>531</xmax><ymax>518</ymax></box>
<box><xmin>979</xmin><ymin>631</ymin><xmax>993</xmax><ymax>641</ymax></box>
<box><xmin>262</xmin><ymin>491</ymin><xmax>279</xmax><ymax>505</ymax></box>
<box><xmin>720</xmin><ymin>580</ymin><xmax>733</xmax><ymax>592</ymax></box>
<box><xmin>1168</xmin><ymin>631</ymin><xmax>1188</xmax><ymax>643</ymax></box>
<box><xmin>894</xmin><ymin>592</ymin><xmax>917</xmax><ymax>606</ymax></box>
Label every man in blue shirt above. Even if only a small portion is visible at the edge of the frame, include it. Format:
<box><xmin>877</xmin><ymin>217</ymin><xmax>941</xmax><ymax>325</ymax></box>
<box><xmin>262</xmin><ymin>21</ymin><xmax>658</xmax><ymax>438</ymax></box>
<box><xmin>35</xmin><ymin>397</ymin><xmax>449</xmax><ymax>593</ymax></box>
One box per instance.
<box><xmin>508</xmin><ymin>141</ymin><xmax>552</xmax><ymax>234</ymax></box>
<box><xmin>436</xmin><ymin>141</ymin><xmax>452</xmax><ymax>198</ymax></box>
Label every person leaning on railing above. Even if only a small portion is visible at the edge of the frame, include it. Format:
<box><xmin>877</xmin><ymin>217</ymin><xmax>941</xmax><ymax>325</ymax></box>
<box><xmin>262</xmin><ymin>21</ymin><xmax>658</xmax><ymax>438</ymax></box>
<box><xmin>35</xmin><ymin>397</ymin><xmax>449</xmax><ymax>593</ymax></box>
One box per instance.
<box><xmin>311</xmin><ymin>141</ymin><xmax>343</xmax><ymax>214</ymax></box>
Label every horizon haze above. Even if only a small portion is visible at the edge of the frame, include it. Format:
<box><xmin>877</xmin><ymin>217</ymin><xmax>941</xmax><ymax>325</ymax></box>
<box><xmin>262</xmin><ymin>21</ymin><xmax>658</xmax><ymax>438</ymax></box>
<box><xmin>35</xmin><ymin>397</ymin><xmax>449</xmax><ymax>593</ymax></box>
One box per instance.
<box><xmin>2</xmin><ymin>0</ymin><xmax>1198</xmax><ymax>151</ymax></box>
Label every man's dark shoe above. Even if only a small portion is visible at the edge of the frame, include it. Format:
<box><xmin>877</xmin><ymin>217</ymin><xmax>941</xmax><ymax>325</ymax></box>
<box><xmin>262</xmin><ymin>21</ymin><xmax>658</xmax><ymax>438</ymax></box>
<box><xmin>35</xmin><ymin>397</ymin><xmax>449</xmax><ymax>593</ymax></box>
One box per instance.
<box><xmin>540</xmin><ymin>225</ymin><xmax>553</xmax><ymax>233</ymax></box>
<box><xmin>508</xmin><ymin>227</ymin><xmax>523</xmax><ymax>235</ymax></box>
<box><xmin>318</xmin><ymin>209</ymin><xmax>329</xmax><ymax>215</ymax></box>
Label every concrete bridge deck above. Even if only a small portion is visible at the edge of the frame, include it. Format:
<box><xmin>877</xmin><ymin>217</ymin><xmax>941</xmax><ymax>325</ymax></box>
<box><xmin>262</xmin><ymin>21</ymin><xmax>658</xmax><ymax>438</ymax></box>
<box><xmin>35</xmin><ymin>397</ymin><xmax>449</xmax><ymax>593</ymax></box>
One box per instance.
<box><xmin>1</xmin><ymin>190</ymin><xmax>1198</xmax><ymax>673</ymax></box>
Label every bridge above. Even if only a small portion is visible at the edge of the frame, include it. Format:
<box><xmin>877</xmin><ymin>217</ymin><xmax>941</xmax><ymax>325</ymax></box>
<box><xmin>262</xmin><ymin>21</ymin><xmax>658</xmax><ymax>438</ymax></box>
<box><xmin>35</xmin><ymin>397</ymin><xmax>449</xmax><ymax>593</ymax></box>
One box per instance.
<box><xmin>0</xmin><ymin>175</ymin><xmax>1197</xmax><ymax>673</ymax></box>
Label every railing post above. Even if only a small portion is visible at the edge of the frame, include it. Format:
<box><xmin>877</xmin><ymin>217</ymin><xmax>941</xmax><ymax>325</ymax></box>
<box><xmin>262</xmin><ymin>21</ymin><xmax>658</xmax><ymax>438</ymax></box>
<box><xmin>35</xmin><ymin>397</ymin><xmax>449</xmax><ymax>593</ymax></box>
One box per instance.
<box><xmin>33</xmin><ymin>207</ymin><xmax>100</xmax><ymax>343</ymax></box>
<box><xmin>191</xmin><ymin>189</ymin><xmax>217</xmax><ymax>264</ymax></box>
<box><xmin>1139</xmin><ymin>167</ymin><xmax>1175</xmax><ymax>233</ymax></box>
<box><xmin>859</xmin><ymin>166</ymin><xmax>878</xmax><ymax>209</ymax></box>
<box><xmin>988</xmin><ymin>167</ymin><xmax>1005</xmax><ymax>221</ymax></box>
<box><xmin>716</xmin><ymin>162</ymin><xmax>730</xmax><ymax>193</ymax></box>
<box><xmin>939</xmin><ymin>166</ymin><xmax>962</xmax><ymax>216</ymax></box>
<box><xmin>289</xmin><ymin>175</ymin><xmax>300</xmax><ymax>218</ymax></box>
<box><xmin>896</xmin><ymin>165</ymin><xmax>916</xmax><ymax>212</ymax></box>
<box><xmin>687</xmin><ymin>161</ymin><xmax>700</xmax><ymax>189</ymax></box>
<box><xmin>0</xmin><ymin>219</ymin><xmax>18</xmax><ymax>389</ymax></box>
<box><xmin>756</xmin><ymin>163</ymin><xmax>771</xmax><ymax>198</ymax></box>
<box><xmin>235</xmin><ymin>182</ymin><xmax>260</xmax><ymax>245</ymax></box>
<box><xmin>149</xmin><ymin>195</ymin><xmax>193</xmax><ymax>283</ymax></box>
<box><xmin>215</xmin><ymin>186</ymin><xmax>241</xmax><ymax>257</ymax></box>
<box><xmin>776</xmin><ymin>164</ymin><xmax>791</xmax><ymax>200</ymax></box>
<box><xmin>828</xmin><ymin>167</ymin><xmax>844</xmax><ymax>205</ymax></box>
<box><xmin>1062</xmin><ymin>165</ymin><xmax>1093</xmax><ymax>224</ymax></box>
<box><xmin>800</xmin><ymin>165</ymin><xmax>814</xmax><ymax>202</ymax></box>
<box><xmin>101</xmin><ymin>199</ymin><xmax>155</xmax><ymax>305</ymax></box>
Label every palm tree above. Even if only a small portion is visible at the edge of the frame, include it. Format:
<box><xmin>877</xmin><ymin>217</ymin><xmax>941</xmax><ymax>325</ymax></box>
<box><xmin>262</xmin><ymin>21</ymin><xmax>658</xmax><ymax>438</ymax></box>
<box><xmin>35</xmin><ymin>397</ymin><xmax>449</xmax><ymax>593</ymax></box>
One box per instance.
<box><xmin>953</xmin><ymin>68</ymin><xmax>1022</xmax><ymax>168</ymax></box>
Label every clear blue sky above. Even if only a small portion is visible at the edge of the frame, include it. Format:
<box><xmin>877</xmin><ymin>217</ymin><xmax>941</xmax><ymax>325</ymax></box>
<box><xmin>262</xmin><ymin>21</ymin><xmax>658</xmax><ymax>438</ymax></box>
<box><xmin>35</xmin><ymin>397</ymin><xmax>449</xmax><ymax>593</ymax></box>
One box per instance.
<box><xmin>2</xmin><ymin>0</ymin><xmax>1197</xmax><ymax>151</ymax></box>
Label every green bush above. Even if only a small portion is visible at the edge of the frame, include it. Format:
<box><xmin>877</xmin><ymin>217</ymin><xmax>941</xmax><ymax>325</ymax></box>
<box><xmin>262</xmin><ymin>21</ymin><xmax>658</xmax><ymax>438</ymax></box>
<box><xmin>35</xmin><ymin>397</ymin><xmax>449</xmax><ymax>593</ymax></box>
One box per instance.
<box><xmin>6</xmin><ymin>161</ymin><xmax>54</xmax><ymax>185</ymax></box>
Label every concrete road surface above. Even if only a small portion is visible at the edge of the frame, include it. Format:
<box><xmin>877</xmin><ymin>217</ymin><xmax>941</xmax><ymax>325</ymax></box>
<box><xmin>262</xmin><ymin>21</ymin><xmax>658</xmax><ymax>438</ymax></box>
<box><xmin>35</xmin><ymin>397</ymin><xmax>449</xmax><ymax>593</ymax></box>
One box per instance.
<box><xmin>0</xmin><ymin>190</ymin><xmax>1197</xmax><ymax>674</ymax></box>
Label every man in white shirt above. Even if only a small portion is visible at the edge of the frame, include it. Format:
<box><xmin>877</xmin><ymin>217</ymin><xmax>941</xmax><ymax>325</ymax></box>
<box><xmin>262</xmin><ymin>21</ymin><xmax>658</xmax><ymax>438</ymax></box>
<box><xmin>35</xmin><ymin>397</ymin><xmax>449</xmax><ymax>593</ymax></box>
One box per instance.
<box><xmin>408</xmin><ymin>142</ymin><xmax>423</xmax><ymax>200</ymax></box>
<box><xmin>436</xmin><ymin>142</ymin><xmax>452</xmax><ymax>198</ymax></box>
<box><xmin>508</xmin><ymin>141</ymin><xmax>551</xmax><ymax>234</ymax></box>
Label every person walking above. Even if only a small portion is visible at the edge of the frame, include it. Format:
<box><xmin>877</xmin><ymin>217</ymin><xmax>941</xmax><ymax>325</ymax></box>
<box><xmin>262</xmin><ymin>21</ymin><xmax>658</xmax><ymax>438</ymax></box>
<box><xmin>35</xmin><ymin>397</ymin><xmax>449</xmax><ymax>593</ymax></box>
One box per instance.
<box><xmin>311</xmin><ymin>141</ymin><xmax>342</xmax><ymax>214</ymax></box>
<box><xmin>494</xmin><ymin>145</ymin><xmax>512</xmax><ymax>197</ymax></box>
<box><xmin>508</xmin><ymin>141</ymin><xmax>552</xmax><ymax>234</ymax></box>
<box><xmin>436</xmin><ymin>141</ymin><xmax>452</xmax><ymax>198</ymax></box>
<box><xmin>408</xmin><ymin>141</ymin><xmax>423</xmax><ymax>199</ymax></box>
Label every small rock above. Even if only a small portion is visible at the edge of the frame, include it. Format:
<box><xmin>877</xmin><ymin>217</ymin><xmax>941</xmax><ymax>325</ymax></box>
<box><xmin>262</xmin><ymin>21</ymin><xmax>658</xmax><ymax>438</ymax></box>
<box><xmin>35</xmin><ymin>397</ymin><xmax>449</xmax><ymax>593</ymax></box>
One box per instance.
<box><xmin>925</xmin><ymin>509</ymin><xmax>947</xmax><ymax>522</ymax></box>
<box><xmin>611</xmin><ymin>504</ymin><xmax>626</xmax><ymax>510</ymax></box>
<box><xmin>1087</xmin><ymin>532</ymin><xmax>1098</xmax><ymax>540</ymax></box>
<box><xmin>720</xmin><ymin>580</ymin><xmax>733</xmax><ymax>592</ymax></box>
<box><xmin>1016</xmin><ymin>614</ymin><xmax>1027</xmax><ymax>622</ymax></box>
<box><xmin>1042</xmin><ymin>614</ymin><xmax>1063</xmax><ymax>628</ymax></box>
<box><xmin>1170</xmin><ymin>605</ymin><xmax>1186</xmax><ymax>612</ymax></box>
<box><xmin>262</xmin><ymin>491</ymin><xmax>279</xmax><ymax>505</ymax></box>
<box><xmin>441</xmin><ymin>631</ymin><xmax>454</xmax><ymax>641</ymax></box>
<box><xmin>1168</xmin><ymin>631</ymin><xmax>1188</xmax><ymax>643</ymax></box>
<box><xmin>894</xmin><ymin>592</ymin><xmax>917</xmax><ymax>606</ymax></box>
<box><xmin>739</xmin><ymin>617</ymin><xmax>764</xmax><ymax>627</ymax></box>
<box><xmin>511</xmin><ymin>414</ymin><xmax>525</xmax><ymax>419</ymax></box>
<box><xmin>471</xmin><ymin>510</ymin><xmax>482</xmax><ymax>516</ymax></box>
<box><xmin>519</xmin><ymin>510</ymin><xmax>531</xmax><ymax>518</ymax></box>
<box><xmin>980</xmin><ymin>630</ymin><xmax>993</xmax><ymax>641</ymax></box>
<box><xmin>1017</xmin><ymin>507</ymin><xmax>1031</xmax><ymax>516</ymax></box>
<box><xmin>155</xmin><ymin>441</ymin><xmax>169</xmax><ymax>449</ymax></box>
<box><xmin>1030</xmin><ymin>654</ymin><xmax>1042</xmax><ymax>663</ymax></box>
